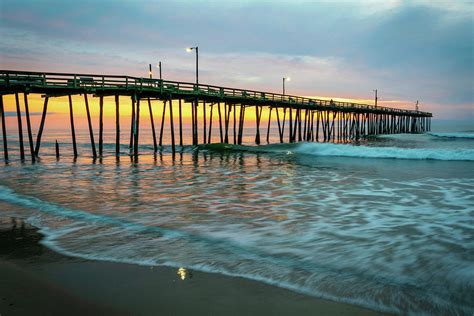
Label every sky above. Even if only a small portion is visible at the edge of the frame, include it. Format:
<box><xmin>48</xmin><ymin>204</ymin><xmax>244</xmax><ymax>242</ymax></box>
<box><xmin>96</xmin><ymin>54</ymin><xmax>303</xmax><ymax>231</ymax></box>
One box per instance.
<box><xmin>0</xmin><ymin>0</ymin><xmax>473</xmax><ymax>124</ymax></box>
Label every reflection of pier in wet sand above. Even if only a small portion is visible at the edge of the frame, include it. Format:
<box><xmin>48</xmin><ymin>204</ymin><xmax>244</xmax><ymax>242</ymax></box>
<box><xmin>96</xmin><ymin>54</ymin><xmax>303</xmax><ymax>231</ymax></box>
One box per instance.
<box><xmin>0</xmin><ymin>70</ymin><xmax>432</xmax><ymax>161</ymax></box>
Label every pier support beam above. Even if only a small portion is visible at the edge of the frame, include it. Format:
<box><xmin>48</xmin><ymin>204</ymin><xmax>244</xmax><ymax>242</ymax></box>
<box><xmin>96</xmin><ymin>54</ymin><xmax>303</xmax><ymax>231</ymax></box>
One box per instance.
<box><xmin>179</xmin><ymin>99</ymin><xmax>183</xmax><ymax>146</ymax></box>
<box><xmin>133</xmin><ymin>97</ymin><xmax>140</xmax><ymax>157</ymax></box>
<box><xmin>266</xmin><ymin>107</ymin><xmax>272</xmax><ymax>144</ymax></box>
<box><xmin>15</xmin><ymin>93</ymin><xmax>25</xmax><ymax>160</ymax></box>
<box><xmin>168</xmin><ymin>96</ymin><xmax>175</xmax><ymax>152</ymax></box>
<box><xmin>224</xmin><ymin>103</ymin><xmax>230</xmax><ymax>144</ymax></box>
<box><xmin>208</xmin><ymin>103</ymin><xmax>214</xmax><ymax>144</ymax></box>
<box><xmin>129</xmin><ymin>96</ymin><xmax>135</xmax><ymax>151</ymax></box>
<box><xmin>84</xmin><ymin>94</ymin><xmax>97</xmax><ymax>158</ymax></box>
<box><xmin>203</xmin><ymin>101</ymin><xmax>207</xmax><ymax>144</ymax></box>
<box><xmin>316</xmin><ymin>111</ymin><xmax>320</xmax><ymax>142</ymax></box>
<box><xmin>159</xmin><ymin>100</ymin><xmax>166</xmax><ymax>147</ymax></box>
<box><xmin>233</xmin><ymin>104</ymin><xmax>237</xmax><ymax>144</ymax></box>
<box><xmin>23</xmin><ymin>93</ymin><xmax>35</xmax><ymax>162</ymax></box>
<box><xmin>289</xmin><ymin>108</ymin><xmax>293</xmax><ymax>143</ymax></box>
<box><xmin>238</xmin><ymin>105</ymin><xmax>246</xmax><ymax>145</ymax></box>
<box><xmin>99</xmin><ymin>96</ymin><xmax>104</xmax><ymax>156</ymax></box>
<box><xmin>255</xmin><ymin>105</ymin><xmax>262</xmax><ymax>145</ymax></box>
<box><xmin>276</xmin><ymin>107</ymin><xmax>283</xmax><ymax>143</ymax></box>
<box><xmin>0</xmin><ymin>95</ymin><xmax>8</xmax><ymax>160</ymax></box>
<box><xmin>115</xmin><ymin>95</ymin><xmax>120</xmax><ymax>156</ymax></box>
<box><xmin>148</xmin><ymin>98</ymin><xmax>158</xmax><ymax>152</ymax></box>
<box><xmin>68</xmin><ymin>95</ymin><xmax>78</xmax><ymax>158</ymax></box>
<box><xmin>218</xmin><ymin>102</ymin><xmax>223</xmax><ymax>143</ymax></box>
<box><xmin>193</xmin><ymin>99</ymin><xmax>199</xmax><ymax>145</ymax></box>
<box><xmin>191</xmin><ymin>100</ymin><xmax>196</xmax><ymax>145</ymax></box>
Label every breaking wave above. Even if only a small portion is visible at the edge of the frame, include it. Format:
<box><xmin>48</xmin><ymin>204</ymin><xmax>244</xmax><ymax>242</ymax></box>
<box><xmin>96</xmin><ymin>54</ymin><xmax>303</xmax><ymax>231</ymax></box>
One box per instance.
<box><xmin>429</xmin><ymin>132</ymin><xmax>474</xmax><ymax>139</ymax></box>
<box><xmin>202</xmin><ymin>142</ymin><xmax>474</xmax><ymax>161</ymax></box>
<box><xmin>292</xmin><ymin>143</ymin><xmax>474</xmax><ymax>161</ymax></box>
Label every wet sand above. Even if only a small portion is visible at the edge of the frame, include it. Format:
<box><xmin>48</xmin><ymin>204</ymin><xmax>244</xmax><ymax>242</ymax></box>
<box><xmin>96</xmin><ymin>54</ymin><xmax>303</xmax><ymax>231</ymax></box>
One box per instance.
<box><xmin>0</xmin><ymin>218</ymin><xmax>389</xmax><ymax>315</ymax></box>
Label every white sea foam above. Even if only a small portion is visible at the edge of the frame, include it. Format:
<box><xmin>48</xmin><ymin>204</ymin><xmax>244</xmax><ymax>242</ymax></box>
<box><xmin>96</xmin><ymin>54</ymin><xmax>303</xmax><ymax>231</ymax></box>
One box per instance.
<box><xmin>429</xmin><ymin>132</ymin><xmax>474</xmax><ymax>139</ymax></box>
<box><xmin>292</xmin><ymin>142</ymin><xmax>474</xmax><ymax>161</ymax></box>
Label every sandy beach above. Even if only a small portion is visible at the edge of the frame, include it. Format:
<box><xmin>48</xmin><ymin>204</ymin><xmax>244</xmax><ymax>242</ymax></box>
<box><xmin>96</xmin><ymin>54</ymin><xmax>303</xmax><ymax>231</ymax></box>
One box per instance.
<box><xmin>0</xmin><ymin>218</ymin><xmax>388</xmax><ymax>315</ymax></box>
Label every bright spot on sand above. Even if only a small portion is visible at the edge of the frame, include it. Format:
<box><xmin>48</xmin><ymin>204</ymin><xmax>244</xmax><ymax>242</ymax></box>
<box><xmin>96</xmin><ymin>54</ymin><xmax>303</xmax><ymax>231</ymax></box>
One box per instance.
<box><xmin>177</xmin><ymin>267</ymin><xmax>187</xmax><ymax>280</ymax></box>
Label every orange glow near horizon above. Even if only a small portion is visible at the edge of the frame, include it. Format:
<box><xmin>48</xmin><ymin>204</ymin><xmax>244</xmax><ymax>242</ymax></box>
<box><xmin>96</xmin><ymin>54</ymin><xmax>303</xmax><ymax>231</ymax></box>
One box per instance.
<box><xmin>1</xmin><ymin>92</ymin><xmax>419</xmax><ymax>135</ymax></box>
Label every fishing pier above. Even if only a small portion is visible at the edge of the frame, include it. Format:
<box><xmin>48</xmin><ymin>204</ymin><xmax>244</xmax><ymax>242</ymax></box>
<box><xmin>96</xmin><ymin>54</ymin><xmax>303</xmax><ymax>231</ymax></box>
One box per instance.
<box><xmin>0</xmin><ymin>70</ymin><xmax>432</xmax><ymax>161</ymax></box>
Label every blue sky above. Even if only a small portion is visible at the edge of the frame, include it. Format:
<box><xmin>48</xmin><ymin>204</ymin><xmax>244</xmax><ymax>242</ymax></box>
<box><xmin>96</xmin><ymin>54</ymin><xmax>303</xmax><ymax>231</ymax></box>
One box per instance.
<box><xmin>0</xmin><ymin>0</ymin><xmax>473</xmax><ymax>119</ymax></box>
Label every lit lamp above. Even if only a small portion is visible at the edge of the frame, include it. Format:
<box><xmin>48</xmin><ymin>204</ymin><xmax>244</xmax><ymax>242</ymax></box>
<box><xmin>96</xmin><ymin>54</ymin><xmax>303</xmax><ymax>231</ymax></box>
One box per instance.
<box><xmin>186</xmin><ymin>46</ymin><xmax>199</xmax><ymax>85</ymax></box>
<box><xmin>283</xmin><ymin>77</ymin><xmax>291</xmax><ymax>95</ymax></box>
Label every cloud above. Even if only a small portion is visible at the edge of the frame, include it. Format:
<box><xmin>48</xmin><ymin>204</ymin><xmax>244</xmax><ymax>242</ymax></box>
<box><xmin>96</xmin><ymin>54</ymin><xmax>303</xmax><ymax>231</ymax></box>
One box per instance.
<box><xmin>0</xmin><ymin>0</ymin><xmax>472</xmax><ymax>119</ymax></box>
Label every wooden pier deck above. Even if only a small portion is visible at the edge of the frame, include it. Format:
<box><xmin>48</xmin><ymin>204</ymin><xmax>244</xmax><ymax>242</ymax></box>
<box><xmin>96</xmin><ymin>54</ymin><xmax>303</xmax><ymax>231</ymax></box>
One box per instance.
<box><xmin>0</xmin><ymin>70</ymin><xmax>432</xmax><ymax>161</ymax></box>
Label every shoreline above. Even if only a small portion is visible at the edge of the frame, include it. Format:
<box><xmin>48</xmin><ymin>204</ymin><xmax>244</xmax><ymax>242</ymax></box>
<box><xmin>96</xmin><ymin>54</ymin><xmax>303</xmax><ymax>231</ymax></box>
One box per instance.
<box><xmin>0</xmin><ymin>217</ymin><xmax>389</xmax><ymax>315</ymax></box>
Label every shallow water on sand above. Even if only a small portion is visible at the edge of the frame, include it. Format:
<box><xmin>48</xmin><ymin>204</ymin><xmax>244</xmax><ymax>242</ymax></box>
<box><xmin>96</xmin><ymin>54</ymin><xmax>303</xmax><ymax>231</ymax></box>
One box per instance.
<box><xmin>0</xmin><ymin>127</ymin><xmax>473</xmax><ymax>315</ymax></box>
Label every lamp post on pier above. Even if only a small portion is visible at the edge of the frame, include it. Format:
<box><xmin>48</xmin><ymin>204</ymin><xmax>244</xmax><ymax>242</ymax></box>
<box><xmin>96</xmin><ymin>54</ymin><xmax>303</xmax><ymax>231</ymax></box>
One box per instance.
<box><xmin>148</xmin><ymin>64</ymin><xmax>152</xmax><ymax>79</ymax></box>
<box><xmin>157</xmin><ymin>61</ymin><xmax>162</xmax><ymax>80</ymax></box>
<box><xmin>186</xmin><ymin>46</ymin><xmax>199</xmax><ymax>85</ymax></box>
<box><xmin>283</xmin><ymin>77</ymin><xmax>290</xmax><ymax>95</ymax></box>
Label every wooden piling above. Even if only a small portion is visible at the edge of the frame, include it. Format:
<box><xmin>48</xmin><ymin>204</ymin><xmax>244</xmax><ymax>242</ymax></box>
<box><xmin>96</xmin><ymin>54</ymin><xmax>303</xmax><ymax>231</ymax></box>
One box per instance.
<box><xmin>316</xmin><ymin>111</ymin><xmax>320</xmax><ymax>142</ymax></box>
<box><xmin>68</xmin><ymin>95</ymin><xmax>78</xmax><ymax>158</ymax></box>
<box><xmin>292</xmin><ymin>109</ymin><xmax>297</xmax><ymax>142</ymax></box>
<box><xmin>115</xmin><ymin>95</ymin><xmax>120</xmax><ymax>156</ymax></box>
<box><xmin>224</xmin><ymin>103</ymin><xmax>230</xmax><ymax>144</ymax></box>
<box><xmin>233</xmin><ymin>104</ymin><xmax>237</xmax><ymax>144</ymax></box>
<box><xmin>289</xmin><ymin>108</ymin><xmax>293</xmax><ymax>143</ymax></box>
<box><xmin>129</xmin><ymin>96</ymin><xmax>135</xmax><ymax>150</ymax></box>
<box><xmin>303</xmin><ymin>109</ymin><xmax>309</xmax><ymax>141</ymax></box>
<box><xmin>169</xmin><ymin>96</ymin><xmax>175</xmax><ymax>152</ymax></box>
<box><xmin>208</xmin><ymin>103</ymin><xmax>214</xmax><ymax>143</ymax></box>
<box><xmin>297</xmin><ymin>109</ymin><xmax>302</xmax><ymax>142</ymax></box>
<box><xmin>191</xmin><ymin>100</ymin><xmax>196</xmax><ymax>145</ymax></box>
<box><xmin>133</xmin><ymin>97</ymin><xmax>140</xmax><ymax>157</ymax></box>
<box><xmin>23</xmin><ymin>93</ymin><xmax>35</xmax><ymax>162</ymax></box>
<box><xmin>330</xmin><ymin>111</ymin><xmax>335</xmax><ymax>141</ymax></box>
<box><xmin>326</xmin><ymin>111</ymin><xmax>330</xmax><ymax>141</ymax></box>
<box><xmin>218</xmin><ymin>102</ymin><xmax>223</xmax><ymax>143</ymax></box>
<box><xmin>159</xmin><ymin>100</ymin><xmax>166</xmax><ymax>147</ymax></box>
<box><xmin>55</xmin><ymin>140</ymin><xmax>60</xmax><ymax>159</ymax></box>
<box><xmin>179</xmin><ymin>99</ymin><xmax>183</xmax><ymax>146</ymax></box>
<box><xmin>84</xmin><ymin>94</ymin><xmax>97</xmax><ymax>158</ymax></box>
<box><xmin>15</xmin><ymin>93</ymin><xmax>25</xmax><ymax>160</ymax></box>
<box><xmin>238</xmin><ymin>105</ymin><xmax>246</xmax><ymax>145</ymax></box>
<box><xmin>266</xmin><ymin>107</ymin><xmax>272</xmax><ymax>143</ymax></box>
<box><xmin>34</xmin><ymin>96</ymin><xmax>49</xmax><ymax>157</ymax></box>
<box><xmin>99</xmin><ymin>96</ymin><xmax>104</xmax><ymax>156</ymax></box>
<box><xmin>148</xmin><ymin>98</ymin><xmax>158</xmax><ymax>152</ymax></box>
<box><xmin>281</xmin><ymin>108</ymin><xmax>287</xmax><ymax>142</ymax></box>
<box><xmin>0</xmin><ymin>95</ymin><xmax>8</xmax><ymax>160</ymax></box>
<box><xmin>322</xmin><ymin>111</ymin><xmax>327</xmax><ymax>141</ymax></box>
<box><xmin>255</xmin><ymin>105</ymin><xmax>261</xmax><ymax>145</ymax></box>
<box><xmin>203</xmin><ymin>101</ymin><xmax>207</xmax><ymax>144</ymax></box>
<box><xmin>276</xmin><ymin>107</ymin><xmax>283</xmax><ymax>143</ymax></box>
<box><xmin>193</xmin><ymin>99</ymin><xmax>199</xmax><ymax>145</ymax></box>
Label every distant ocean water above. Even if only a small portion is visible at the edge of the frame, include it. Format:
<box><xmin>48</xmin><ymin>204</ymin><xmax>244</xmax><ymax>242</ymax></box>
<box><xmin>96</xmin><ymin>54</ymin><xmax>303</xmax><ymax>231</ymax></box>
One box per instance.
<box><xmin>0</xmin><ymin>120</ymin><xmax>473</xmax><ymax>315</ymax></box>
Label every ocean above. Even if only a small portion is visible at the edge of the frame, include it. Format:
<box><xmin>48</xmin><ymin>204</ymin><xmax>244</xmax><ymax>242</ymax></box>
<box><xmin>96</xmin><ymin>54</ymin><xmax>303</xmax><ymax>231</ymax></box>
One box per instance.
<box><xmin>0</xmin><ymin>120</ymin><xmax>473</xmax><ymax>315</ymax></box>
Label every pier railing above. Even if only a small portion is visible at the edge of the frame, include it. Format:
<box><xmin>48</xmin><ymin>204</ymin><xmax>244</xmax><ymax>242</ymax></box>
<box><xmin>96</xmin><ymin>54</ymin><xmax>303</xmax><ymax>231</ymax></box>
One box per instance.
<box><xmin>0</xmin><ymin>70</ymin><xmax>431</xmax><ymax>117</ymax></box>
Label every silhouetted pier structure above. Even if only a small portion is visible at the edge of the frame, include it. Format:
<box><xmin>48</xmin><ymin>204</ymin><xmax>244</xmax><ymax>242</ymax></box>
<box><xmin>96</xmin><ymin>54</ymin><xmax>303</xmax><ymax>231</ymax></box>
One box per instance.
<box><xmin>0</xmin><ymin>70</ymin><xmax>432</xmax><ymax>161</ymax></box>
